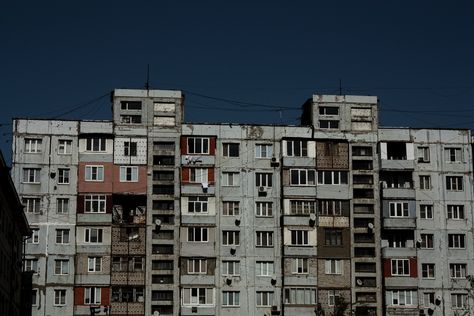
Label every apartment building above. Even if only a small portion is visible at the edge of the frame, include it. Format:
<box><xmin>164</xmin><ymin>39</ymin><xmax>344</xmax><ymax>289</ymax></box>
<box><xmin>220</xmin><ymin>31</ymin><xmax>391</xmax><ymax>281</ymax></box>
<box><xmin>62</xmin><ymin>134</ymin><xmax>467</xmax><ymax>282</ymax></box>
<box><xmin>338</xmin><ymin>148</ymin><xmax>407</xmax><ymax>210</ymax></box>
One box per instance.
<box><xmin>11</xmin><ymin>89</ymin><xmax>474</xmax><ymax>316</ymax></box>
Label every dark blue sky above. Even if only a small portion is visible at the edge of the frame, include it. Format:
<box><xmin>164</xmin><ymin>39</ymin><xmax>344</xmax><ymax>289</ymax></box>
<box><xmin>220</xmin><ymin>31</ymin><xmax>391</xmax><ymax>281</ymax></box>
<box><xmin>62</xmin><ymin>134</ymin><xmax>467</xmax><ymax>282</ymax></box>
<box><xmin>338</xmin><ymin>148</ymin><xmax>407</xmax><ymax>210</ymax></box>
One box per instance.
<box><xmin>2</xmin><ymin>1</ymin><xmax>474</xmax><ymax>162</ymax></box>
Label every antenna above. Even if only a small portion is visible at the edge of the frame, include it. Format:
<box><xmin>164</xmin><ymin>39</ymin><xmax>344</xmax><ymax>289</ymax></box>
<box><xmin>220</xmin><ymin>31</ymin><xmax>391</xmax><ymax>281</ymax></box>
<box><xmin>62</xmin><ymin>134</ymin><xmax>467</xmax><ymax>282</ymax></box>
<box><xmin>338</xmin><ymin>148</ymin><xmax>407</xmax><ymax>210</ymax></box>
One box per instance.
<box><xmin>339</xmin><ymin>79</ymin><xmax>342</xmax><ymax>95</ymax></box>
<box><xmin>145</xmin><ymin>64</ymin><xmax>150</xmax><ymax>90</ymax></box>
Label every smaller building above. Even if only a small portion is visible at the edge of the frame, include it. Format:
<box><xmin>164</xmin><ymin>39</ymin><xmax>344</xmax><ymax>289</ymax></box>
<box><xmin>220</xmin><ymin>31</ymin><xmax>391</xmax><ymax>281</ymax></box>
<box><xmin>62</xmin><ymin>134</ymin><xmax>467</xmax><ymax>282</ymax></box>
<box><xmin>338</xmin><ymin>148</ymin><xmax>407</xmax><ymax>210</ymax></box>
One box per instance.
<box><xmin>0</xmin><ymin>151</ymin><xmax>32</xmax><ymax>316</ymax></box>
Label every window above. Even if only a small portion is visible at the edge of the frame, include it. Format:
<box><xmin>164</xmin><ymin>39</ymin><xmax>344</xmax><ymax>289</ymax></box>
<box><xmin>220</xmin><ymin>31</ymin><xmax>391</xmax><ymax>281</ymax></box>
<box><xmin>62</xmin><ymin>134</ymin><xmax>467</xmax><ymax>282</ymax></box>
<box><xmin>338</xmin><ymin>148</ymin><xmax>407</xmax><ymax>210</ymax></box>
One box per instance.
<box><xmin>121</xmin><ymin>100</ymin><xmax>142</xmax><ymax>110</ymax></box>
<box><xmin>28</xmin><ymin>229</ymin><xmax>39</xmax><ymax>244</ymax></box>
<box><xmin>292</xmin><ymin>258</ymin><xmax>308</xmax><ymax>274</ymax></box>
<box><xmin>54</xmin><ymin>259</ymin><xmax>69</xmax><ymax>275</ymax></box>
<box><xmin>256</xmin><ymin>231</ymin><xmax>273</xmax><ymax>247</ymax></box>
<box><xmin>188</xmin><ymin>197</ymin><xmax>208</xmax><ymax>213</ymax></box>
<box><xmin>120</xmin><ymin>166</ymin><xmax>138</xmax><ymax>182</ymax></box>
<box><xmin>124</xmin><ymin>141</ymin><xmax>137</xmax><ymax>156</ymax></box>
<box><xmin>290</xmin><ymin>230</ymin><xmax>309</xmax><ymax>246</ymax></box>
<box><xmin>319</xmin><ymin>120</ymin><xmax>339</xmax><ymax>129</ymax></box>
<box><xmin>290</xmin><ymin>200</ymin><xmax>316</xmax><ymax>215</ymax></box>
<box><xmin>58</xmin><ymin>168</ymin><xmax>70</xmax><ymax>184</ymax></box>
<box><xmin>85</xmin><ymin>287</ymin><xmax>101</xmax><ymax>305</ymax></box>
<box><xmin>388</xmin><ymin>234</ymin><xmax>406</xmax><ymax>248</ymax></box>
<box><xmin>445</xmin><ymin>147</ymin><xmax>462</xmax><ymax>162</ymax></box>
<box><xmin>449</xmin><ymin>234</ymin><xmax>465</xmax><ymax>249</ymax></box>
<box><xmin>188</xmin><ymin>259</ymin><xmax>207</xmax><ymax>274</ymax></box>
<box><xmin>389</xmin><ymin>290</ymin><xmax>414</xmax><ymax>306</ymax></box>
<box><xmin>24</xmin><ymin>259</ymin><xmax>38</xmax><ymax>273</ymax></box>
<box><xmin>389</xmin><ymin>202</ymin><xmax>409</xmax><ymax>218</ymax></box>
<box><xmin>54</xmin><ymin>289</ymin><xmax>66</xmax><ymax>306</ymax></box>
<box><xmin>317</xmin><ymin>171</ymin><xmax>348</xmax><ymax>185</ymax></box>
<box><xmin>319</xmin><ymin>107</ymin><xmax>339</xmax><ymax>115</ymax></box>
<box><xmin>255</xmin><ymin>144</ymin><xmax>273</xmax><ymax>158</ymax></box>
<box><xmin>86</xmin><ymin>137</ymin><xmax>106</xmax><ymax>152</ymax></box>
<box><xmin>447</xmin><ymin>176</ymin><xmax>463</xmax><ymax>191</ymax></box>
<box><xmin>222</xmin><ymin>261</ymin><xmax>240</xmax><ymax>276</ymax></box>
<box><xmin>182</xmin><ymin>288</ymin><xmax>214</xmax><ymax>306</ymax></box>
<box><xmin>328</xmin><ymin>290</ymin><xmax>341</xmax><ymax>306</ymax></box>
<box><xmin>57</xmin><ymin>198</ymin><xmax>69</xmax><ymax>213</ymax></box>
<box><xmin>32</xmin><ymin>289</ymin><xmax>38</xmax><ymax>306</ymax></box>
<box><xmin>223</xmin><ymin>291</ymin><xmax>240</xmax><ymax>307</ymax></box>
<box><xmin>325</xmin><ymin>229</ymin><xmax>342</xmax><ymax>246</ymax></box>
<box><xmin>187</xmin><ymin>137</ymin><xmax>209</xmax><ymax>154</ymax></box>
<box><xmin>290</xmin><ymin>169</ymin><xmax>316</xmax><ymax>186</ymax></box>
<box><xmin>85</xmin><ymin>228</ymin><xmax>103</xmax><ymax>243</ymax></box>
<box><xmin>222</xmin><ymin>172</ymin><xmax>239</xmax><ymax>186</ymax></box>
<box><xmin>255</xmin><ymin>202</ymin><xmax>273</xmax><ymax>217</ymax></box>
<box><xmin>318</xmin><ymin>200</ymin><xmax>344</xmax><ymax>216</ymax></box>
<box><xmin>452</xmin><ymin>293</ymin><xmax>468</xmax><ymax>309</ymax></box>
<box><xmin>256</xmin><ymin>291</ymin><xmax>274</xmax><ymax>306</ymax></box>
<box><xmin>256</xmin><ymin>173</ymin><xmax>272</xmax><ymax>187</ymax></box>
<box><xmin>325</xmin><ymin>259</ymin><xmax>342</xmax><ymax>275</ymax></box>
<box><xmin>85</xmin><ymin>165</ymin><xmax>104</xmax><ymax>181</ymax></box>
<box><xmin>420</xmin><ymin>234</ymin><xmax>434</xmax><ymax>249</ymax></box>
<box><xmin>23</xmin><ymin>168</ymin><xmax>40</xmax><ymax>183</ymax></box>
<box><xmin>421</xmin><ymin>263</ymin><xmax>435</xmax><ymax>279</ymax></box>
<box><xmin>58</xmin><ymin>140</ymin><xmax>72</xmax><ymax>154</ymax></box>
<box><xmin>190</xmin><ymin>168</ymin><xmax>208</xmax><ymax>183</ymax></box>
<box><xmin>420</xmin><ymin>204</ymin><xmax>433</xmax><ymax>219</ymax></box>
<box><xmin>223</xmin><ymin>231</ymin><xmax>240</xmax><ymax>246</ymax></box>
<box><xmin>423</xmin><ymin>292</ymin><xmax>435</xmax><ymax>307</ymax></box>
<box><xmin>419</xmin><ymin>176</ymin><xmax>431</xmax><ymax>190</ymax></box>
<box><xmin>56</xmin><ymin>229</ymin><xmax>70</xmax><ymax>244</ymax></box>
<box><xmin>223</xmin><ymin>201</ymin><xmax>239</xmax><ymax>216</ymax></box>
<box><xmin>450</xmin><ymin>264</ymin><xmax>467</xmax><ymax>279</ymax></box>
<box><xmin>223</xmin><ymin>143</ymin><xmax>239</xmax><ymax>157</ymax></box>
<box><xmin>391</xmin><ymin>259</ymin><xmax>409</xmax><ymax>276</ymax></box>
<box><xmin>418</xmin><ymin>146</ymin><xmax>430</xmax><ymax>162</ymax></box>
<box><xmin>256</xmin><ymin>261</ymin><xmax>274</xmax><ymax>276</ymax></box>
<box><xmin>448</xmin><ymin>205</ymin><xmax>465</xmax><ymax>220</ymax></box>
<box><xmin>120</xmin><ymin>115</ymin><xmax>142</xmax><ymax>124</ymax></box>
<box><xmin>286</xmin><ymin>140</ymin><xmax>308</xmax><ymax>157</ymax></box>
<box><xmin>85</xmin><ymin>195</ymin><xmax>106</xmax><ymax>213</ymax></box>
<box><xmin>284</xmin><ymin>288</ymin><xmax>316</xmax><ymax>305</ymax></box>
<box><xmin>187</xmin><ymin>227</ymin><xmax>208</xmax><ymax>242</ymax></box>
<box><xmin>23</xmin><ymin>197</ymin><xmax>41</xmax><ymax>214</ymax></box>
<box><xmin>25</xmin><ymin>138</ymin><xmax>42</xmax><ymax>153</ymax></box>
<box><xmin>87</xmin><ymin>257</ymin><xmax>102</xmax><ymax>272</ymax></box>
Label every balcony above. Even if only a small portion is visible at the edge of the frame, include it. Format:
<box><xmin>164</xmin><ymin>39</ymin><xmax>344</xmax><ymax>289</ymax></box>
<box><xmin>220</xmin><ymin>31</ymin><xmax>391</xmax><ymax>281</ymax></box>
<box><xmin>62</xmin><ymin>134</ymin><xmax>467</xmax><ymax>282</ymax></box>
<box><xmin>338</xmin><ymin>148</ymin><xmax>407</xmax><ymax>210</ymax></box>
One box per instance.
<box><xmin>110</xmin><ymin>302</ymin><xmax>144</xmax><ymax>314</ymax></box>
<box><xmin>381</xmin><ymin>171</ymin><xmax>415</xmax><ymax>199</ymax></box>
<box><xmin>383</xmin><ymin>218</ymin><xmax>416</xmax><ymax>229</ymax></box>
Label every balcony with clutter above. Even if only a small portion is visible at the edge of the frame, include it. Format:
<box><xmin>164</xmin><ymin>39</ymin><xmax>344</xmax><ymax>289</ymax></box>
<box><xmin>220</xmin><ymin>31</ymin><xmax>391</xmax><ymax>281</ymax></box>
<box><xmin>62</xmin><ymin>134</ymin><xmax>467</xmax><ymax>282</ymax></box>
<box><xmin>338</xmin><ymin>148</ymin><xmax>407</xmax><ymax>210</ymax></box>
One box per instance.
<box><xmin>380</xmin><ymin>141</ymin><xmax>415</xmax><ymax>170</ymax></box>
<box><xmin>380</xmin><ymin>171</ymin><xmax>415</xmax><ymax>199</ymax></box>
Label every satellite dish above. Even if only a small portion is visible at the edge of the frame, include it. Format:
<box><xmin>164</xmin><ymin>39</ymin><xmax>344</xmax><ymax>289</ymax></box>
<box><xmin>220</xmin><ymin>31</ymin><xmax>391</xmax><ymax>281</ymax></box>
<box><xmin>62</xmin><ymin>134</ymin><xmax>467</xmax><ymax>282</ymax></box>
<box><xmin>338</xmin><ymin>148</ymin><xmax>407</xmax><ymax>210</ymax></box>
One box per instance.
<box><xmin>155</xmin><ymin>219</ymin><xmax>162</xmax><ymax>226</ymax></box>
<box><xmin>356</xmin><ymin>278</ymin><xmax>363</xmax><ymax>286</ymax></box>
<box><xmin>368</xmin><ymin>223</ymin><xmax>374</xmax><ymax>229</ymax></box>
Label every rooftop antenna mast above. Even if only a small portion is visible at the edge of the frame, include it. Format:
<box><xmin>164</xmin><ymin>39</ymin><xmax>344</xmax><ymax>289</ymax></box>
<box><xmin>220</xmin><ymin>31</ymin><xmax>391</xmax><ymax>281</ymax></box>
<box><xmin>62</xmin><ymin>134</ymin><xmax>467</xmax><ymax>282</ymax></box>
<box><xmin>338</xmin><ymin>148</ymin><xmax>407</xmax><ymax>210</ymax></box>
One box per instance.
<box><xmin>339</xmin><ymin>79</ymin><xmax>342</xmax><ymax>95</ymax></box>
<box><xmin>145</xmin><ymin>64</ymin><xmax>150</xmax><ymax>90</ymax></box>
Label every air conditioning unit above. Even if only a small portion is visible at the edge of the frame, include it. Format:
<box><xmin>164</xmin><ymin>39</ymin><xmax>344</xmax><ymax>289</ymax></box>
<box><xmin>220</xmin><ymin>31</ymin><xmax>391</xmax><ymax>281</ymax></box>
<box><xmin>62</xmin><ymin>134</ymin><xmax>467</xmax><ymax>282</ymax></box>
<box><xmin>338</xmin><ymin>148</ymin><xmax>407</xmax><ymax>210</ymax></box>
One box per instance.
<box><xmin>226</xmin><ymin>278</ymin><xmax>232</xmax><ymax>286</ymax></box>
<box><xmin>230</xmin><ymin>247</ymin><xmax>236</xmax><ymax>255</ymax></box>
<box><xmin>235</xmin><ymin>218</ymin><xmax>241</xmax><ymax>226</ymax></box>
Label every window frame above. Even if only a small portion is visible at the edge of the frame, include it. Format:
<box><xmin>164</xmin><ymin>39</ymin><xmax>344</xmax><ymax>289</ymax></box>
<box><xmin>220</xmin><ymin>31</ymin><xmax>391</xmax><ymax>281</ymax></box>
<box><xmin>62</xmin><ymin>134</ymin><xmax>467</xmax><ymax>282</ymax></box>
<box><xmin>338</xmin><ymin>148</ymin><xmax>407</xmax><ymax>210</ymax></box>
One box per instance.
<box><xmin>187</xmin><ymin>227</ymin><xmax>209</xmax><ymax>242</ymax></box>
<box><xmin>25</xmin><ymin>138</ymin><xmax>42</xmax><ymax>153</ymax></box>
<box><xmin>256</xmin><ymin>231</ymin><xmax>273</xmax><ymax>247</ymax></box>
<box><xmin>421</xmin><ymin>263</ymin><xmax>435</xmax><ymax>279</ymax></box>
<box><xmin>420</xmin><ymin>204</ymin><xmax>433</xmax><ymax>219</ymax></box>
<box><xmin>448</xmin><ymin>234</ymin><xmax>465</xmax><ymax>249</ymax></box>
<box><xmin>187</xmin><ymin>137</ymin><xmax>210</xmax><ymax>155</ymax></box>
<box><xmin>85</xmin><ymin>165</ymin><xmax>104</xmax><ymax>182</ymax></box>
<box><xmin>256</xmin><ymin>261</ymin><xmax>274</xmax><ymax>277</ymax></box>
<box><xmin>391</xmin><ymin>259</ymin><xmax>410</xmax><ymax>276</ymax></box>
<box><xmin>255</xmin><ymin>202</ymin><xmax>273</xmax><ymax>217</ymax></box>
<box><xmin>290</xmin><ymin>169</ymin><xmax>316</xmax><ymax>186</ymax></box>
<box><xmin>58</xmin><ymin>139</ymin><xmax>72</xmax><ymax>155</ymax></box>
<box><xmin>84</xmin><ymin>194</ymin><xmax>106</xmax><ymax>213</ymax></box>
<box><xmin>58</xmin><ymin>168</ymin><xmax>70</xmax><ymax>184</ymax></box>
<box><xmin>188</xmin><ymin>196</ymin><xmax>208</xmax><ymax>213</ymax></box>
<box><xmin>447</xmin><ymin>205</ymin><xmax>465</xmax><ymax>220</ymax></box>
<box><xmin>189</xmin><ymin>168</ymin><xmax>208</xmax><ymax>183</ymax></box>
<box><xmin>86</xmin><ymin>137</ymin><xmax>106</xmax><ymax>152</ymax></box>
<box><xmin>222</xmin><ymin>171</ymin><xmax>239</xmax><ymax>186</ymax></box>
<box><xmin>84</xmin><ymin>228</ymin><xmax>103</xmax><ymax>244</ymax></box>
<box><xmin>84</xmin><ymin>287</ymin><xmax>101</xmax><ymax>305</ymax></box>
<box><xmin>22</xmin><ymin>168</ymin><xmax>40</xmax><ymax>184</ymax></box>
<box><xmin>255</xmin><ymin>144</ymin><xmax>273</xmax><ymax>158</ymax></box>
<box><xmin>286</xmin><ymin>140</ymin><xmax>308</xmax><ymax>157</ymax></box>
<box><xmin>317</xmin><ymin>170</ymin><xmax>348</xmax><ymax>185</ymax></box>
<box><xmin>119</xmin><ymin>166</ymin><xmax>139</xmax><ymax>182</ymax></box>
<box><xmin>446</xmin><ymin>176</ymin><xmax>463</xmax><ymax>191</ymax></box>
<box><xmin>55</xmin><ymin>229</ymin><xmax>70</xmax><ymax>244</ymax></box>
<box><xmin>223</xmin><ymin>143</ymin><xmax>239</xmax><ymax>157</ymax></box>
<box><xmin>222</xmin><ymin>291</ymin><xmax>240</xmax><ymax>307</ymax></box>
<box><xmin>450</xmin><ymin>263</ymin><xmax>467</xmax><ymax>279</ymax></box>
<box><xmin>187</xmin><ymin>258</ymin><xmax>207</xmax><ymax>274</ymax></box>
<box><xmin>290</xmin><ymin>230</ymin><xmax>310</xmax><ymax>246</ymax></box>
<box><xmin>222</xmin><ymin>260</ymin><xmax>240</xmax><ymax>276</ymax></box>
<box><xmin>222</xmin><ymin>231</ymin><xmax>240</xmax><ymax>246</ymax></box>
<box><xmin>54</xmin><ymin>259</ymin><xmax>69</xmax><ymax>275</ymax></box>
<box><xmin>54</xmin><ymin>289</ymin><xmax>67</xmax><ymax>306</ymax></box>
<box><xmin>325</xmin><ymin>259</ymin><xmax>342</xmax><ymax>275</ymax></box>
<box><xmin>88</xmin><ymin>256</ymin><xmax>102</xmax><ymax>272</ymax></box>
<box><xmin>223</xmin><ymin>201</ymin><xmax>240</xmax><ymax>216</ymax></box>
<box><xmin>256</xmin><ymin>172</ymin><xmax>273</xmax><ymax>187</ymax></box>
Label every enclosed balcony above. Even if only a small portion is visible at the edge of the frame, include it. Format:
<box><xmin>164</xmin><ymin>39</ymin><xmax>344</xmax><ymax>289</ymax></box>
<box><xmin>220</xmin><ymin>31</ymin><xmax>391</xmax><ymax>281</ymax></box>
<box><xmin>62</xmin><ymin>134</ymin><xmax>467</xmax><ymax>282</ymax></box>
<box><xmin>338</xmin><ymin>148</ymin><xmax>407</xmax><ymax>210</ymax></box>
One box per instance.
<box><xmin>112</xmin><ymin>194</ymin><xmax>146</xmax><ymax>225</ymax></box>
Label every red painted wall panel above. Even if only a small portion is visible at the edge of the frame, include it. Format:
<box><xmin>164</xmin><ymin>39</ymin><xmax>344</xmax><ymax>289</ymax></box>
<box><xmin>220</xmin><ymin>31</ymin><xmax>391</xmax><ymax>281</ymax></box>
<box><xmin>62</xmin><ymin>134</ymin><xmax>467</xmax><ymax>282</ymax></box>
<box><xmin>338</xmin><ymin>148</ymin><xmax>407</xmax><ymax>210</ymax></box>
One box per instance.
<box><xmin>209</xmin><ymin>137</ymin><xmax>216</xmax><ymax>155</ymax></box>
<box><xmin>101</xmin><ymin>287</ymin><xmax>110</xmax><ymax>305</ymax></box>
<box><xmin>180</xmin><ymin>137</ymin><xmax>187</xmax><ymax>155</ymax></box>
<box><xmin>182</xmin><ymin>167</ymin><xmax>190</xmax><ymax>183</ymax></box>
<box><xmin>77</xmin><ymin>195</ymin><xmax>84</xmax><ymax>214</ymax></box>
<box><xmin>74</xmin><ymin>287</ymin><xmax>84</xmax><ymax>306</ymax></box>
<box><xmin>383</xmin><ymin>259</ymin><xmax>391</xmax><ymax>277</ymax></box>
<box><xmin>208</xmin><ymin>167</ymin><xmax>214</xmax><ymax>184</ymax></box>
<box><xmin>78</xmin><ymin>162</ymin><xmax>113</xmax><ymax>193</ymax></box>
<box><xmin>410</xmin><ymin>257</ymin><xmax>418</xmax><ymax>278</ymax></box>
